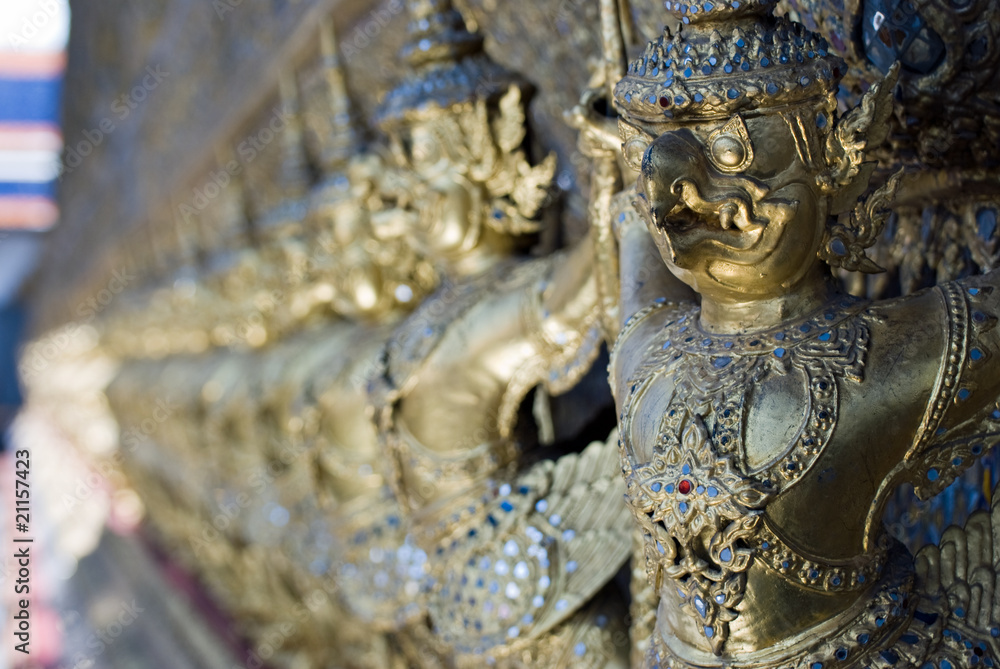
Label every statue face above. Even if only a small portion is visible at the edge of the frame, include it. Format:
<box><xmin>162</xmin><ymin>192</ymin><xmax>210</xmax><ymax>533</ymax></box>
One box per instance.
<box><xmin>630</xmin><ymin>112</ymin><xmax>829</xmax><ymax>303</ymax></box>
<box><xmin>408</xmin><ymin>121</ymin><xmax>451</xmax><ymax>175</ymax></box>
<box><xmin>307</xmin><ymin>155</ymin><xmax>435</xmax><ymax>321</ymax></box>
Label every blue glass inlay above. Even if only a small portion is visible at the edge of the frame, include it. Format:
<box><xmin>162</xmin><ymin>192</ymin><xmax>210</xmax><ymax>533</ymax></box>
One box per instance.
<box><xmin>879</xmin><ymin>650</ymin><xmax>899</xmax><ymax>665</ymax></box>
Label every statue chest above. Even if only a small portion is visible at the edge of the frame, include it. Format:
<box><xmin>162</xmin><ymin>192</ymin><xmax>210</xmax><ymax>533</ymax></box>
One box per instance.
<box><xmin>615</xmin><ymin>298</ymin><xmax>881</xmax><ymax>653</ymax></box>
<box><xmin>620</xmin><ymin>299</ymin><xmax>871</xmax><ymax>486</ymax></box>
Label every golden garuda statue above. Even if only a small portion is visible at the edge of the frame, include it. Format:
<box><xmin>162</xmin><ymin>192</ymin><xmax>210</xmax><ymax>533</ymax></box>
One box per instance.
<box><xmin>44</xmin><ymin>0</ymin><xmax>1000</xmax><ymax>667</ymax></box>
<box><xmin>606</xmin><ymin>0</ymin><xmax>1000</xmax><ymax>666</ymax></box>
<box><xmin>365</xmin><ymin>1</ymin><xmax>634</xmax><ymax>665</ymax></box>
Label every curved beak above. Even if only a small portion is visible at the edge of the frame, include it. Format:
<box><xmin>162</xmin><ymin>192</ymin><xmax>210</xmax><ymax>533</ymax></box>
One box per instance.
<box><xmin>637</xmin><ymin>129</ymin><xmax>703</xmax><ymax>230</ymax></box>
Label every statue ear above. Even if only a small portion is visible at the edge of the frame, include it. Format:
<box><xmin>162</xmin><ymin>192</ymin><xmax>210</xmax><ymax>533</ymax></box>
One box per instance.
<box><xmin>824</xmin><ymin>63</ymin><xmax>900</xmax><ymax>215</ymax></box>
<box><xmin>618</xmin><ymin>119</ymin><xmax>655</xmax><ymax>173</ymax></box>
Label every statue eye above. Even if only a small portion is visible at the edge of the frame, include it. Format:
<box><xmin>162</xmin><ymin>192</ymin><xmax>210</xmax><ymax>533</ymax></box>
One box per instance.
<box><xmin>707</xmin><ymin>114</ymin><xmax>754</xmax><ymax>173</ymax></box>
<box><xmin>623</xmin><ymin>135</ymin><xmax>650</xmax><ymax>172</ymax></box>
<box><xmin>710</xmin><ymin>135</ymin><xmax>748</xmax><ymax>171</ymax></box>
<box><xmin>413</xmin><ymin>137</ymin><xmax>440</xmax><ymax>163</ymax></box>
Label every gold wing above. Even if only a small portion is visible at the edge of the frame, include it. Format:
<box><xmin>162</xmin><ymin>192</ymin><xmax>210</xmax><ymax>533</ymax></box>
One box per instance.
<box><xmin>521</xmin><ymin>429</ymin><xmax>633</xmax><ymax>635</ymax></box>
<box><xmin>425</xmin><ymin>431</ymin><xmax>632</xmax><ymax>652</ymax></box>
<box><xmin>915</xmin><ymin>481</ymin><xmax>1000</xmax><ymax>647</ymax></box>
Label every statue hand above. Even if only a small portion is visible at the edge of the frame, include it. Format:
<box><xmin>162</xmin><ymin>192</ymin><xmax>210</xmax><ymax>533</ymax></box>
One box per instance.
<box><xmin>566</xmin><ymin>89</ymin><xmax>621</xmax><ymax>160</ymax></box>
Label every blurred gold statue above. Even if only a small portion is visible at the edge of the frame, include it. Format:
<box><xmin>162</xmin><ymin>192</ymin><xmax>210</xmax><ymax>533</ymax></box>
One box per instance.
<box><xmin>366</xmin><ymin>1</ymin><xmax>634</xmax><ymax>666</ymax></box>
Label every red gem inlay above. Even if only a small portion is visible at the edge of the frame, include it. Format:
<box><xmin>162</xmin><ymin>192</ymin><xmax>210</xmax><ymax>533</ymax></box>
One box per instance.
<box><xmin>678</xmin><ymin>479</ymin><xmax>692</xmax><ymax>495</ymax></box>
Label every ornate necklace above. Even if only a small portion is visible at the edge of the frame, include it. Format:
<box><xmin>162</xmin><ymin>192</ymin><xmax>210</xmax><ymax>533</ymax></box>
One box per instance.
<box><xmin>616</xmin><ymin>295</ymin><xmax>875</xmax><ymax>654</ymax></box>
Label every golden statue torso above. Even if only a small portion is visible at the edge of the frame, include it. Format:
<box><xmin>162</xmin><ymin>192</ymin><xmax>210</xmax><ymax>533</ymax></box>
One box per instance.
<box><xmin>612</xmin><ymin>276</ymin><xmax>1000</xmax><ymax>667</ymax></box>
<box><xmin>370</xmin><ymin>247</ymin><xmax>633</xmax><ymax>667</ymax></box>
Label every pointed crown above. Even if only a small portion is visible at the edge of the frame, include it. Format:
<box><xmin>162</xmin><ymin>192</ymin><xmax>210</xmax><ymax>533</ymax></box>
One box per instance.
<box><xmin>316</xmin><ymin>18</ymin><xmax>364</xmax><ymax>172</ymax></box>
<box><xmin>614</xmin><ymin>0</ymin><xmax>845</xmax><ymax>123</ymax></box>
<box><xmin>375</xmin><ymin>0</ymin><xmax>521</xmax><ymax>129</ymax></box>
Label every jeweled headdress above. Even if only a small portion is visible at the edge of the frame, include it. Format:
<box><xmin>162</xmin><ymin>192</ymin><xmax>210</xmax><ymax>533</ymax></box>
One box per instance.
<box><xmin>373</xmin><ymin>0</ymin><xmax>556</xmax><ymax>239</ymax></box>
<box><xmin>374</xmin><ymin>0</ymin><xmax>521</xmax><ymax>129</ymax></box>
<box><xmin>613</xmin><ymin>0</ymin><xmax>845</xmax><ymax>123</ymax></box>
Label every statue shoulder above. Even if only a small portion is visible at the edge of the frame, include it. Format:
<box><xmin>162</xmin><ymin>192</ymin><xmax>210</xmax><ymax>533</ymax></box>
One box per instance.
<box><xmin>863</xmin><ymin>284</ymin><xmax>948</xmax><ymax>383</ymax></box>
<box><xmin>870</xmin><ymin>273</ymin><xmax>1000</xmax><ymax>501</ymax></box>
<box><xmin>609</xmin><ymin>299</ymin><xmax>695</xmax><ymax>401</ymax></box>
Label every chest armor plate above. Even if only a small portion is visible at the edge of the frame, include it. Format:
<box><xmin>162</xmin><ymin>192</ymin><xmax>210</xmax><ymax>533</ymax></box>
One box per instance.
<box><xmin>617</xmin><ymin>297</ymin><xmax>882</xmax><ymax>653</ymax></box>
